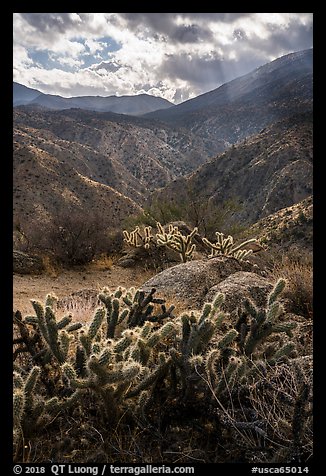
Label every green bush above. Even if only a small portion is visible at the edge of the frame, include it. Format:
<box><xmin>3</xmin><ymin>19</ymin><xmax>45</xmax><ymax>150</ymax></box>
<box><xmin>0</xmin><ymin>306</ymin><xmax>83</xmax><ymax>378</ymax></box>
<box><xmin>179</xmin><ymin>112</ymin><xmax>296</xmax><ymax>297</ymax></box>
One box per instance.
<box><xmin>124</xmin><ymin>195</ymin><xmax>243</xmax><ymax>238</ymax></box>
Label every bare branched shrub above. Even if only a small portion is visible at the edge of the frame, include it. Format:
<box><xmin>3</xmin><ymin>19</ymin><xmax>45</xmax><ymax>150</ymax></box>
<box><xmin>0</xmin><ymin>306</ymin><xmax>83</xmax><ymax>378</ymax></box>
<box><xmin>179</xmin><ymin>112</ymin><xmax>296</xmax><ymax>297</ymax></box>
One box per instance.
<box><xmin>245</xmin><ymin>358</ymin><xmax>313</xmax><ymax>462</ymax></box>
<box><xmin>206</xmin><ymin>357</ymin><xmax>312</xmax><ymax>463</ymax></box>
<box><xmin>47</xmin><ymin>212</ymin><xmax>107</xmax><ymax>265</ymax></box>
<box><xmin>14</xmin><ymin>211</ymin><xmax>114</xmax><ymax>267</ymax></box>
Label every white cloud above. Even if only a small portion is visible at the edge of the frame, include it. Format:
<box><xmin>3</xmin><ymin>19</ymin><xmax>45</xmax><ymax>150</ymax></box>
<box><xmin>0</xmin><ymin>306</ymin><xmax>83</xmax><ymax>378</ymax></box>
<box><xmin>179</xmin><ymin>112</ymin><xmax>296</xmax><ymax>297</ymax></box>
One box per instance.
<box><xmin>84</xmin><ymin>38</ymin><xmax>106</xmax><ymax>55</ymax></box>
<box><xmin>54</xmin><ymin>55</ymin><xmax>84</xmax><ymax>68</ymax></box>
<box><xmin>13</xmin><ymin>44</ymin><xmax>33</xmax><ymax>66</ymax></box>
<box><xmin>13</xmin><ymin>13</ymin><xmax>313</xmax><ymax>103</ymax></box>
<box><xmin>51</xmin><ymin>39</ymin><xmax>86</xmax><ymax>56</ymax></box>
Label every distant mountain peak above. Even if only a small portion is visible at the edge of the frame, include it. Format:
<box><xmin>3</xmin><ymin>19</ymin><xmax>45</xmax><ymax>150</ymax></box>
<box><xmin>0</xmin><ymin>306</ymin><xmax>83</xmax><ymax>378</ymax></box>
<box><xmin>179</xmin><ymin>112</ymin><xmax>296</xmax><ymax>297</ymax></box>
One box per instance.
<box><xmin>13</xmin><ymin>83</ymin><xmax>173</xmax><ymax>116</ymax></box>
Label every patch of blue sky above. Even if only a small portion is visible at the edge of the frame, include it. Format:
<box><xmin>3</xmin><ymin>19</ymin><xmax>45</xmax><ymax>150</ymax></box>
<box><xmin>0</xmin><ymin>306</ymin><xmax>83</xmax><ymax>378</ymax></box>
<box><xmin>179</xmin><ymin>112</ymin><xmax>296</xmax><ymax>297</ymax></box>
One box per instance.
<box><xmin>79</xmin><ymin>54</ymin><xmax>99</xmax><ymax>69</ymax></box>
<box><xmin>28</xmin><ymin>37</ymin><xmax>121</xmax><ymax>71</ymax></box>
<box><xmin>27</xmin><ymin>49</ymin><xmax>78</xmax><ymax>71</ymax></box>
<box><xmin>28</xmin><ymin>50</ymin><xmax>54</xmax><ymax>69</ymax></box>
<box><xmin>96</xmin><ymin>36</ymin><xmax>121</xmax><ymax>52</ymax></box>
<box><xmin>78</xmin><ymin>37</ymin><xmax>122</xmax><ymax>69</ymax></box>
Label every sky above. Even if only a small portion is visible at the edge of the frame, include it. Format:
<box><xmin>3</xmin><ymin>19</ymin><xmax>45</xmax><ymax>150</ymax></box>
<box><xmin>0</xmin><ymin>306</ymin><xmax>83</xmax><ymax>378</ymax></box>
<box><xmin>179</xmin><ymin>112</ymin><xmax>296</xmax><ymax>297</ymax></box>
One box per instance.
<box><xmin>13</xmin><ymin>13</ymin><xmax>313</xmax><ymax>104</ymax></box>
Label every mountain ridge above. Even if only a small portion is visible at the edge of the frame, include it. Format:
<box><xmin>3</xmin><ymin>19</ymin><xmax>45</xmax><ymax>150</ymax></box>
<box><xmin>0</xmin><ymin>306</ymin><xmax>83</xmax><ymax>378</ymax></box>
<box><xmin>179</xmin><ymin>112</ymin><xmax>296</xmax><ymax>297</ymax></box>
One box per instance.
<box><xmin>143</xmin><ymin>48</ymin><xmax>313</xmax><ymax>156</ymax></box>
<box><xmin>144</xmin><ymin>49</ymin><xmax>313</xmax><ymax>119</ymax></box>
<box><xmin>150</xmin><ymin>111</ymin><xmax>313</xmax><ymax>229</ymax></box>
<box><xmin>13</xmin><ymin>82</ymin><xmax>173</xmax><ymax>116</ymax></box>
<box><xmin>13</xmin><ymin>49</ymin><xmax>313</xmax><ymax>245</ymax></box>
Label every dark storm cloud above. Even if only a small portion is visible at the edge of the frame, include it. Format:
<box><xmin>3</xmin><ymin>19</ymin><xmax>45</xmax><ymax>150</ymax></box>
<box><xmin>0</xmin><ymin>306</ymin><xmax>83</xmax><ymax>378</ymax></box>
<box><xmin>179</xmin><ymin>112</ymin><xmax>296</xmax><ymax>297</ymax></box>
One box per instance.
<box><xmin>120</xmin><ymin>13</ymin><xmax>250</xmax><ymax>29</ymax></box>
<box><xmin>120</xmin><ymin>13</ymin><xmax>176</xmax><ymax>35</ymax></box>
<box><xmin>173</xmin><ymin>24</ymin><xmax>213</xmax><ymax>43</ymax></box>
<box><xmin>20</xmin><ymin>12</ymin><xmax>80</xmax><ymax>33</ymax></box>
<box><xmin>91</xmin><ymin>61</ymin><xmax>121</xmax><ymax>72</ymax></box>
<box><xmin>119</xmin><ymin>13</ymin><xmax>244</xmax><ymax>43</ymax></box>
<box><xmin>233</xmin><ymin>28</ymin><xmax>247</xmax><ymax>41</ymax></box>
<box><xmin>156</xmin><ymin>15</ymin><xmax>313</xmax><ymax>95</ymax></box>
<box><xmin>185</xmin><ymin>13</ymin><xmax>250</xmax><ymax>20</ymax></box>
<box><xmin>159</xmin><ymin>51</ymin><xmax>269</xmax><ymax>92</ymax></box>
<box><xmin>259</xmin><ymin>20</ymin><xmax>313</xmax><ymax>55</ymax></box>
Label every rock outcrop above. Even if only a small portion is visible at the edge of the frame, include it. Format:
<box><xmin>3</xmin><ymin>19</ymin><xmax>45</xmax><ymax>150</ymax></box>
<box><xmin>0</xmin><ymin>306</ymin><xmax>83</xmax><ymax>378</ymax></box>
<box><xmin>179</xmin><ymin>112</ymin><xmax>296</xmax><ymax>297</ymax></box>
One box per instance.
<box><xmin>205</xmin><ymin>271</ymin><xmax>274</xmax><ymax>319</ymax></box>
<box><xmin>13</xmin><ymin>251</ymin><xmax>44</xmax><ymax>275</ymax></box>
<box><xmin>141</xmin><ymin>257</ymin><xmax>258</xmax><ymax>307</ymax></box>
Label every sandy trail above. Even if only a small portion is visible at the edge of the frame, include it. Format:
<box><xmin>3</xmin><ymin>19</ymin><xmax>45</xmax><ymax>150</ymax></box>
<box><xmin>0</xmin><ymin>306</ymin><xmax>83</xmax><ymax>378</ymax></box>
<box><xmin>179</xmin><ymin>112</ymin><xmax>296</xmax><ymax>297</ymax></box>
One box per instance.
<box><xmin>13</xmin><ymin>265</ymin><xmax>155</xmax><ymax>317</ymax></box>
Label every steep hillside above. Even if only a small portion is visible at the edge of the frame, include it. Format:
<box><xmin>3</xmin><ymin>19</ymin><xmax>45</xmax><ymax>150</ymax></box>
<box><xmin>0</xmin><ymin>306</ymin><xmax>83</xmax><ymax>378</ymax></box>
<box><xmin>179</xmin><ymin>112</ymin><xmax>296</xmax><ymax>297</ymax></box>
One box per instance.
<box><xmin>13</xmin><ymin>130</ymin><xmax>141</xmax><ymax>230</ymax></box>
<box><xmin>13</xmin><ymin>123</ymin><xmax>144</xmax><ymax>201</ymax></box>
<box><xmin>14</xmin><ymin>107</ymin><xmax>214</xmax><ymax>190</ymax></box>
<box><xmin>249</xmin><ymin>195</ymin><xmax>313</xmax><ymax>253</ymax></box>
<box><xmin>145</xmin><ymin>49</ymin><xmax>313</xmax><ymax>155</ymax></box>
<box><xmin>13</xmin><ymin>50</ymin><xmax>313</xmax><ymax>245</ymax></box>
<box><xmin>151</xmin><ymin>112</ymin><xmax>313</xmax><ymax>227</ymax></box>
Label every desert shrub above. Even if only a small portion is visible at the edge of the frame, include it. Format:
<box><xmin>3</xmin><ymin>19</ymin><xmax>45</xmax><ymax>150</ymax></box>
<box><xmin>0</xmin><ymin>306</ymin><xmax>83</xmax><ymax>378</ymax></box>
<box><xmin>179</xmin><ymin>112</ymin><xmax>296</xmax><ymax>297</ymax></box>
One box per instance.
<box><xmin>14</xmin><ymin>211</ymin><xmax>115</xmax><ymax>267</ymax></box>
<box><xmin>212</xmin><ymin>357</ymin><xmax>312</xmax><ymax>463</ymax></box>
<box><xmin>125</xmin><ymin>194</ymin><xmax>243</xmax><ymax>238</ymax></box>
<box><xmin>13</xmin><ymin>218</ymin><xmax>30</xmax><ymax>252</ymax></box>
<box><xmin>13</xmin><ymin>280</ymin><xmax>311</xmax><ymax>463</ymax></box>
<box><xmin>269</xmin><ymin>255</ymin><xmax>313</xmax><ymax>318</ymax></box>
<box><xmin>105</xmin><ymin>230</ymin><xmax>125</xmax><ymax>256</ymax></box>
<box><xmin>45</xmin><ymin>211</ymin><xmax>109</xmax><ymax>266</ymax></box>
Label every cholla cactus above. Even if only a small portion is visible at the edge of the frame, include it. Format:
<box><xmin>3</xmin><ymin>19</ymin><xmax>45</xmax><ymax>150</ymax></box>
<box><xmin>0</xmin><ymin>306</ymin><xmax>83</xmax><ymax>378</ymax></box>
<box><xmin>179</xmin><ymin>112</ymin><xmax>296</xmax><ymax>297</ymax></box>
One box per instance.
<box><xmin>13</xmin><ymin>296</ymin><xmax>82</xmax><ymax>376</ymax></box>
<box><xmin>123</xmin><ymin>222</ymin><xmax>198</xmax><ymax>263</ymax></box>
<box><xmin>13</xmin><ymin>363</ymin><xmax>81</xmax><ymax>444</ymax></box>
<box><xmin>123</xmin><ymin>226</ymin><xmax>153</xmax><ymax>249</ymax></box>
<box><xmin>202</xmin><ymin>231</ymin><xmax>259</xmax><ymax>261</ymax></box>
<box><xmin>156</xmin><ymin>222</ymin><xmax>197</xmax><ymax>263</ymax></box>
<box><xmin>203</xmin><ymin>279</ymin><xmax>298</xmax><ymax>398</ymax></box>
<box><xmin>61</xmin><ymin>308</ymin><xmax>178</xmax><ymax>419</ymax></box>
<box><xmin>13</xmin><ymin>280</ymin><xmax>300</xmax><ymax>461</ymax></box>
<box><xmin>13</xmin><ymin>286</ymin><xmax>180</xmax><ymax>435</ymax></box>
<box><xmin>98</xmin><ymin>286</ymin><xmax>175</xmax><ymax>334</ymax></box>
<box><xmin>238</xmin><ymin>279</ymin><xmax>297</xmax><ymax>358</ymax></box>
<box><xmin>169</xmin><ymin>293</ymin><xmax>230</xmax><ymax>397</ymax></box>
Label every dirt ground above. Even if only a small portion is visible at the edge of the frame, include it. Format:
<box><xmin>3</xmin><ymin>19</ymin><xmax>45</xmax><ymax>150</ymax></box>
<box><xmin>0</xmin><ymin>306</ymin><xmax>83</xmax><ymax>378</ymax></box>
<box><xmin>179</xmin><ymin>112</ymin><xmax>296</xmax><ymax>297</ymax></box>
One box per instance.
<box><xmin>13</xmin><ymin>265</ymin><xmax>156</xmax><ymax>318</ymax></box>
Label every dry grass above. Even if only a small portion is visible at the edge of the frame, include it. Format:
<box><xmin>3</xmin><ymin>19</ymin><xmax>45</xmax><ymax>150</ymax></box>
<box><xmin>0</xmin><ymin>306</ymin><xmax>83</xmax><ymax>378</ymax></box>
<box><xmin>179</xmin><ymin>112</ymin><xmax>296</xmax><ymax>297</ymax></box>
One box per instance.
<box><xmin>203</xmin><ymin>356</ymin><xmax>313</xmax><ymax>463</ymax></box>
<box><xmin>88</xmin><ymin>254</ymin><xmax>114</xmax><ymax>271</ymax></box>
<box><xmin>56</xmin><ymin>291</ymin><xmax>100</xmax><ymax>324</ymax></box>
<box><xmin>245</xmin><ymin>358</ymin><xmax>313</xmax><ymax>462</ymax></box>
<box><xmin>41</xmin><ymin>254</ymin><xmax>61</xmax><ymax>278</ymax></box>
<box><xmin>269</xmin><ymin>255</ymin><xmax>313</xmax><ymax>318</ymax></box>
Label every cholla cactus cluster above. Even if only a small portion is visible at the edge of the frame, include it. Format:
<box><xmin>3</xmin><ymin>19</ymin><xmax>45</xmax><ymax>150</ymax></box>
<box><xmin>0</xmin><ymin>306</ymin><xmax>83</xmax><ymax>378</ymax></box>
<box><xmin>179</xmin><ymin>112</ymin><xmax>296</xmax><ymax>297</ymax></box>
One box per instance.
<box><xmin>236</xmin><ymin>278</ymin><xmax>297</xmax><ymax>362</ymax></box>
<box><xmin>123</xmin><ymin>222</ymin><xmax>259</xmax><ymax>263</ymax></box>
<box><xmin>202</xmin><ymin>231</ymin><xmax>258</xmax><ymax>261</ymax></box>
<box><xmin>206</xmin><ymin>278</ymin><xmax>298</xmax><ymax>396</ymax></box>
<box><xmin>169</xmin><ymin>279</ymin><xmax>298</xmax><ymax>402</ymax></box>
<box><xmin>13</xmin><ymin>280</ymin><xmax>301</xmax><ymax>461</ymax></box>
<box><xmin>123</xmin><ymin>226</ymin><xmax>153</xmax><ymax>249</ymax></box>
<box><xmin>156</xmin><ymin>222</ymin><xmax>198</xmax><ymax>262</ymax></box>
<box><xmin>13</xmin><ymin>286</ymin><xmax>181</xmax><ymax>446</ymax></box>
<box><xmin>123</xmin><ymin>222</ymin><xmax>198</xmax><ymax>263</ymax></box>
